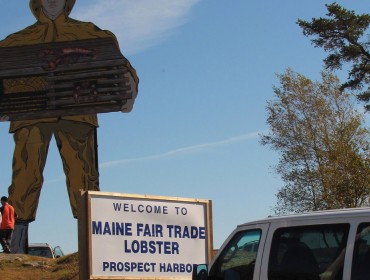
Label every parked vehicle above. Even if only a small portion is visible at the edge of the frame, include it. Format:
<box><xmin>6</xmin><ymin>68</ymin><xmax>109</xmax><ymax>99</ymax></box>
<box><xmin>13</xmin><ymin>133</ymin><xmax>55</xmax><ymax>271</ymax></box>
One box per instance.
<box><xmin>28</xmin><ymin>243</ymin><xmax>64</xmax><ymax>259</ymax></box>
<box><xmin>193</xmin><ymin>207</ymin><xmax>370</xmax><ymax>280</ymax></box>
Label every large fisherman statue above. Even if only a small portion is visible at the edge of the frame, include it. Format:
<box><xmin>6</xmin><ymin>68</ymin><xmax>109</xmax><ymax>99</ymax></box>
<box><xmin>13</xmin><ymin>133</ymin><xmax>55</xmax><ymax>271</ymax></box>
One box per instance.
<box><xmin>0</xmin><ymin>0</ymin><xmax>139</xmax><ymax>253</ymax></box>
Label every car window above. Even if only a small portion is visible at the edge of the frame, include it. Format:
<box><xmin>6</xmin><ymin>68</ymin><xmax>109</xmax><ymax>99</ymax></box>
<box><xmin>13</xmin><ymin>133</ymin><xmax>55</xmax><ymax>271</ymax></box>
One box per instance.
<box><xmin>268</xmin><ymin>224</ymin><xmax>349</xmax><ymax>280</ymax></box>
<box><xmin>28</xmin><ymin>246</ymin><xmax>54</xmax><ymax>258</ymax></box>
<box><xmin>54</xmin><ymin>246</ymin><xmax>64</xmax><ymax>258</ymax></box>
<box><xmin>209</xmin><ymin>229</ymin><xmax>261</xmax><ymax>280</ymax></box>
<box><xmin>351</xmin><ymin>223</ymin><xmax>370</xmax><ymax>280</ymax></box>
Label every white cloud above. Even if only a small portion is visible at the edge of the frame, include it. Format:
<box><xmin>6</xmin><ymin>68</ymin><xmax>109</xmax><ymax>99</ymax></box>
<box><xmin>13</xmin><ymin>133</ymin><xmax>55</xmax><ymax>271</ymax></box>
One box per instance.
<box><xmin>100</xmin><ymin>131</ymin><xmax>264</xmax><ymax>168</ymax></box>
<box><xmin>73</xmin><ymin>0</ymin><xmax>200</xmax><ymax>54</ymax></box>
<box><xmin>42</xmin><ymin>131</ymin><xmax>265</xmax><ymax>182</ymax></box>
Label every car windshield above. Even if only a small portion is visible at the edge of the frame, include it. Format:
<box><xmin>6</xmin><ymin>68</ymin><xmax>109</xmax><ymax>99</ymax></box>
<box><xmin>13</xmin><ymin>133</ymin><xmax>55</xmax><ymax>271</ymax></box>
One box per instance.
<box><xmin>28</xmin><ymin>247</ymin><xmax>53</xmax><ymax>258</ymax></box>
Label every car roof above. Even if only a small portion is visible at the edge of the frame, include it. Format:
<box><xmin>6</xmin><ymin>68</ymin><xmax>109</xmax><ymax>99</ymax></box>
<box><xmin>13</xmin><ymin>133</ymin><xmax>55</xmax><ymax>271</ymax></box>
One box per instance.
<box><xmin>238</xmin><ymin>207</ymin><xmax>370</xmax><ymax>228</ymax></box>
<box><xmin>28</xmin><ymin>243</ymin><xmax>52</xmax><ymax>247</ymax></box>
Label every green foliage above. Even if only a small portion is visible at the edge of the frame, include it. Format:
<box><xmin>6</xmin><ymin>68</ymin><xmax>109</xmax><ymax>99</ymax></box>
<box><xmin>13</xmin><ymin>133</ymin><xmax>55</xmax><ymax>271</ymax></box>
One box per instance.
<box><xmin>297</xmin><ymin>3</ymin><xmax>370</xmax><ymax>110</ymax></box>
<box><xmin>261</xmin><ymin>69</ymin><xmax>370</xmax><ymax>214</ymax></box>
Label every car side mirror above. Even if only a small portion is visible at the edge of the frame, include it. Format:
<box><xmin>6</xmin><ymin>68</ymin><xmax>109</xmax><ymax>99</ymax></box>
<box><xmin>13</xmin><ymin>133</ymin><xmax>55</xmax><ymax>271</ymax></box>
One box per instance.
<box><xmin>192</xmin><ymin>264</ymin><xmax>208</xmax><ymax>280</ymax></box>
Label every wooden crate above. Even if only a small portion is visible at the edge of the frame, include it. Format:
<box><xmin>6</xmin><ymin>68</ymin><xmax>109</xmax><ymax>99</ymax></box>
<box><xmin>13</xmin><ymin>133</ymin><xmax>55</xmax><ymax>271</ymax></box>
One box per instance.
<box><xmin>0</xmin><ymin>37</ymin><xmax>133</xmax><ymax>121</ymax></box>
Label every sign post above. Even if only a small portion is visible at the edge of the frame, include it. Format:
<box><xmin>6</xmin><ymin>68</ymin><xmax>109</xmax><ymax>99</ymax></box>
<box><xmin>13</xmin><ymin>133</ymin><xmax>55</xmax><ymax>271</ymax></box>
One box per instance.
<box><xmin>78</xmin><ymin>191</ymin><xmax>213</xmax><ymax>280</ymax></box>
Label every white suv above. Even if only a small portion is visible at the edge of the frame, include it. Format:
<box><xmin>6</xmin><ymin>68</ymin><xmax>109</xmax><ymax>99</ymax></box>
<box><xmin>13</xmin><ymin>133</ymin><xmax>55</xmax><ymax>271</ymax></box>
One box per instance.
<box><xmin>193</xmin><ymin>207</ymin><xmax>370</xmax><ymax>280</ymax></box>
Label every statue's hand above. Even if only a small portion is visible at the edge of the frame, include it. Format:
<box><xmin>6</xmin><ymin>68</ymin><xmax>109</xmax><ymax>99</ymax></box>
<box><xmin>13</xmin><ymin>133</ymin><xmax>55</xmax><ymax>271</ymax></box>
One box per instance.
<box><xmin>121</xmin><ymin>72</ymin><xmax>138</xmax><ymax>113</ymax></box>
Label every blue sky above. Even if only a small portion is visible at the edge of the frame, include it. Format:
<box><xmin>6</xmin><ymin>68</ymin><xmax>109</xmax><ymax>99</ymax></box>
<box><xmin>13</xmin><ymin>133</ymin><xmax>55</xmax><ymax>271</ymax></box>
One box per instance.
<box><xmin>0</xmin><ymin>1</ymin><xmax>369</xmax><ymax>254</ymax></box>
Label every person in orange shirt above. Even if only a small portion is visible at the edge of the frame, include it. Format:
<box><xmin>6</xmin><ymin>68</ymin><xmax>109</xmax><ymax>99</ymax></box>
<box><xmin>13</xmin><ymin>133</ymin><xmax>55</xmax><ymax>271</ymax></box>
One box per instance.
<box><xmin>0</xmin><ymin>196</ymin><xmax>15</xmax><ymax>253</ymax></box>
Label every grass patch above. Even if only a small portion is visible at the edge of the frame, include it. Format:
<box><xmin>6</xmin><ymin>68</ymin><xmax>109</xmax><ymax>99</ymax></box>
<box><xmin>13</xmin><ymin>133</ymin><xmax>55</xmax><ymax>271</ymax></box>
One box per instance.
<box><xmin>0</xmin><ymin>252</ymin><xmax>79</xmax><ymax>280</ymax></box>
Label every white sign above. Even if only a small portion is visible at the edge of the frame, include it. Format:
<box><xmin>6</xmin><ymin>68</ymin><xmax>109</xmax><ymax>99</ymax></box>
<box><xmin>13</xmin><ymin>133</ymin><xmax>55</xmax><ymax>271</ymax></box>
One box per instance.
<box><xmin>87</xmin><ymin>193</ymin><xmax>212</xmax><ymax>278</ymax></box>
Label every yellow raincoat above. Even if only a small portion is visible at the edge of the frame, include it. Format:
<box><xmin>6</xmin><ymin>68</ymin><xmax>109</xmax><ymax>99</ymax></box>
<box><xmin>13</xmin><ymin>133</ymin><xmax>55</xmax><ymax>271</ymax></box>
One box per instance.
<box><xmin>0</xmin><ymin>0</ymin><xmax>138</xmax><ymax>132</ymax></box>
